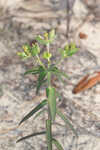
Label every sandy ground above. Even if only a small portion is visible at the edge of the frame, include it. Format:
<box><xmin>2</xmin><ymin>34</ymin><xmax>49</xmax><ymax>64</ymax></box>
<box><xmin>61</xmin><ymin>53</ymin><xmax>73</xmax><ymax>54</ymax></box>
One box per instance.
<box><xmin>0</xmin><ymin>0</ymin><xmax>100</xmax><ymax>150</ymax></box>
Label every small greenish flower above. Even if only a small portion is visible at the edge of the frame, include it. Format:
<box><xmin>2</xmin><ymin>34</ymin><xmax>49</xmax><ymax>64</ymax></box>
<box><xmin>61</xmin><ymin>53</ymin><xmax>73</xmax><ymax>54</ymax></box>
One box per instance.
<box><xmin>65</xmin><ymin>42</ymin><xmax>78</xmax><ymax>56</ymax></box>
<box><xmin>36</xmin><ymin>35</ymin><xmax>48</xmax><ymax>45</ymax></box>
<box><xmin>36</xmin><ymin>30</ymin><xmax>55</xmax><ymax>45</ymax></box>
<box><xmin>17</xmin><ymin>52</ymin><xmax>28</xmax><ymax>59</ymax></box>
<box><xmin>17</xmin><ymin>44</ymin><xmax>31</xmax><ymax>59</ymax></box>
<box><xmin>64</xmin><ymin>44</ymin><xmax>69</xmax><ymax>51</ymax></box>
<box><xmin>23</xmin><ymin>44</ymin><xmax>31</xmax><ymax>56</ymax></box>
<box><xmin>43</xmin><ymin>52</ymin><xmax>52</xmax><ymax>60</ymax></box>
<box><xmin>31</xmin><ymin>43</ymin><xmax>40</xmax><ymax>56</ymax></box>
<box><xmin>59</xmin><ymin>43</ymin><xmax>78</xmax><ymax>58</ymax></box>
<box><xmin>44</xmin><ymin>32</ymin><xmax>48</xmax><ymax>40</ymax></box>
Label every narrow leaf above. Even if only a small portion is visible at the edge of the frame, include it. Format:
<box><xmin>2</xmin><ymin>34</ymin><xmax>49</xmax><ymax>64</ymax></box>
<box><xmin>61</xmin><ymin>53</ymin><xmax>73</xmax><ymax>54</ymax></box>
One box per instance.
<box><xmin>24</xmin><ymin>66</ymin><xmax>41</xmax><ymax>75</ymax></box>
<box><xmin>46</xmin><ymin>119</ymin><xmax>52</xmax><ymax>150</ymax></box>
<box><xmin>49</xmin><ymin>65</ymin><xmax>69</xmax><ymax>79</ymax></box>
<box><xmin>34</xmin><ymin>109</ymin><xmax>46</xmax><ymax>120</ymax></box>
<box><xmin>36</xmin><ymin>69</ymin><xmax>47</xmax><ymax>94</ymax></box>
<box><xmin>59</xmin><ymin>71</ymin><xmax>69</xmax><ymax>79</ymax></box>
<box><xmin>54</xmin><ymin>69</ymin><xmax>68</xmax><ymax>79</ymax></box>
<box><xmin>47</xmin><ymin>87</ymin><xmax>56</xmax><ymax>121</ymax></box>
<box><xmin>48</xmin><ymin>65</ymin><xmax>58</xmax><ymax>72</ymax></box>
<box><xmin>55</xmin><ymin>73</ymin><xmax>65</xmax><ymax>85</ymax></box>
<box><xmin>36</xmin><ymin>78</ymin><xmax>47</xmax><ymax>94</ymax></box>
<box><xmin>67</xmin><ymin>49</ymin><xmax>78</xmax><ymax>56</ymax></box>
<box><xmin>24</xmin><ymin>70</ymin><xmax>39</xmax><ymax>75</ymax></box>
<box><xmin>16</xmin><ymin>131</ymin><xmax>46</xmax><ymax>143</ymax></box>
<box><xmin>19</xmin><ymin>99</ymin><xmax>47</xmax><ymax>125</ymax></box>
<box><xmin>57</xmin><ymin>109</ymin><xmax>78</xmax><ymax>137</ymax></box>
<box><xmin>52</xmin><ymin>138</ymin><xmax>64</xmax><ymax>150</ymax></box>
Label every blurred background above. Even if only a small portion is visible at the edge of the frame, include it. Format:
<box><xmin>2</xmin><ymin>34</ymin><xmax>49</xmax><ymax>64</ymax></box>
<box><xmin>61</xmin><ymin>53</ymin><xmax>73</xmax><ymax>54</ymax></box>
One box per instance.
<box><xmin>0</xmin><ymin>0</ymin><xmax>100</xmax><ymax>150</ymax></box>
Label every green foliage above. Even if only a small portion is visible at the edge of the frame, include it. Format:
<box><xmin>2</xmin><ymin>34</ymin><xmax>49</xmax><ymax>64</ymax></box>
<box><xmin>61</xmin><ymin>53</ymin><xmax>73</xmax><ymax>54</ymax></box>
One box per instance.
<box><xmin>19</xmin><ymin>99</ymin><xmax>47</xmax><ymax>125</ymax></box>
<box><xmin>17</xmin><ymin>29</ymin><xmax>79</xmax><ymax>150</ymax></box>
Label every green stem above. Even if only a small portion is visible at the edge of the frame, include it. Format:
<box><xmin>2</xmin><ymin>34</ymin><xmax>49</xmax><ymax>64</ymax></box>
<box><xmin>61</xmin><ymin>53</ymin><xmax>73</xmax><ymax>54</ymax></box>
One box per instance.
<box><xmin>47</xmin><ymin>72</ymin><xmax>51</xmax><ymax>120</ymax></box>
<box><xmin>47</xmin><ymin>43</ymin><xmax>49</xmax><ymax>54</ymax></box>
<box><xmin>46</xmin><ymin>120</ymin><xmax>52</xmax><ymax>150</ymax></box>
<box><xmin>46</xmin><ymin>71</ymin><xmax>52</xmax><ymax>150</ymax></box>
<box><xmin>47</xmin><ymin>72</ymin><xmax>51</xmax><ymax>88</ymax></box>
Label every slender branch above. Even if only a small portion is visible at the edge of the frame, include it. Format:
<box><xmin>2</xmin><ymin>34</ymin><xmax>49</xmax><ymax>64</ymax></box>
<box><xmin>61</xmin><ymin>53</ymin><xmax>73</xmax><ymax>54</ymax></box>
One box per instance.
<box><xmin>36</xmin><ymin>55</ymin><xmax>46</xmax><ymax>69</ymax></box>
<box><xmin>47</xmin><ymin>43</ymin><xmax>49</xmax><ymax>54</ymax></box>
<box><xmin>47</xmin><ymin>43</ymin><xmax>51</xmax><ymax>64</ymax></box>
